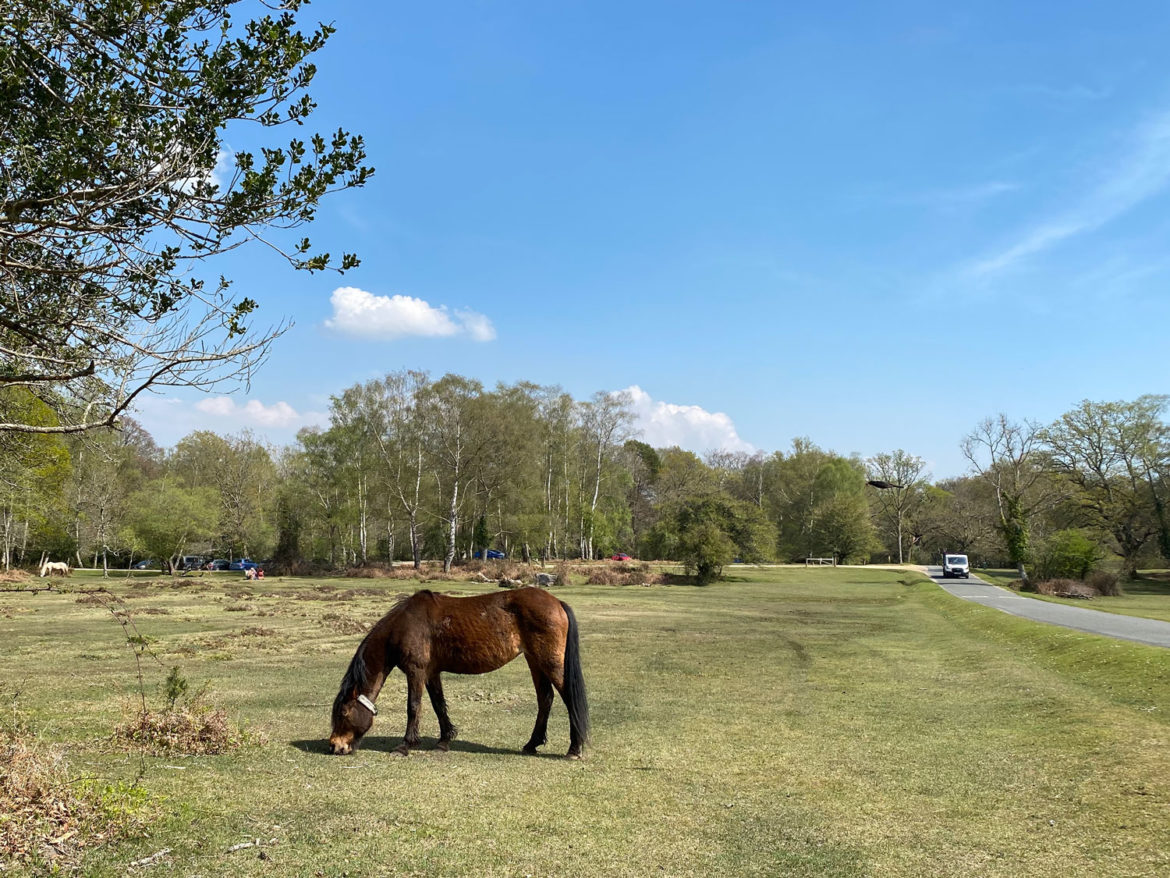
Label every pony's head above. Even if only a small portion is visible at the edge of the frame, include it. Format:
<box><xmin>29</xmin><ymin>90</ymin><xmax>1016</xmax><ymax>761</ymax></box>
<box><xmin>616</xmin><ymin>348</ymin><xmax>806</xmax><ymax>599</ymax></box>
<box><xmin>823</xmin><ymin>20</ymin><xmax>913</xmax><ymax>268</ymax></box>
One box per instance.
<box><xmin>328</xmin><ymin>648</ymin><xmax>376</xmax><ymax>755</ymax></box>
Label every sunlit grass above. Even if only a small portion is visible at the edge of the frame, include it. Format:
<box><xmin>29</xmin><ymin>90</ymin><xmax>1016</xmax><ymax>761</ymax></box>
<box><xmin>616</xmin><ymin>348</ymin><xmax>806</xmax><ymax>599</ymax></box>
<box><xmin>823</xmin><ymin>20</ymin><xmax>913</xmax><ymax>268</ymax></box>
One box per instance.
<box><xmin>2</xmin><ymin>567</ymin><xmax>1168</xmax><ymax>876</ymax></box>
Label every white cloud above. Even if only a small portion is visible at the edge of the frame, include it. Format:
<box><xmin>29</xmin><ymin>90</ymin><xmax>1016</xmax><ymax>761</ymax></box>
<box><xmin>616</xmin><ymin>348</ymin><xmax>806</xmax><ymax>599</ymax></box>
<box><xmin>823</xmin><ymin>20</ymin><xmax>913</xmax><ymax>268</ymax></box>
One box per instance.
<box><xmin>208</xmin><ymin>147</ymin><xmax>233</xmax><ymax>191</ymax></box>
<box><xmin>194</xmin><ymin>397</ymin><xmax>326</xmax><ymax>430</ymax></box>
<box><xmin>323</xmin><ymin>286</ymin><xmax>496</xmax><ymax>342</ymax></box>
<box><xmin>965</xmin><ymin>110</ymin><xmax>1170</xmax><ymax>278</ymax></box>
<box><xmin>457</xmin><ymin>309</ymin><xmax>498</xmax><ymax>342</ymax></box>
<box><xmin>620</xmin><ymin>385</ymin><xmax>755</xmax><ymax>454</ymax></box>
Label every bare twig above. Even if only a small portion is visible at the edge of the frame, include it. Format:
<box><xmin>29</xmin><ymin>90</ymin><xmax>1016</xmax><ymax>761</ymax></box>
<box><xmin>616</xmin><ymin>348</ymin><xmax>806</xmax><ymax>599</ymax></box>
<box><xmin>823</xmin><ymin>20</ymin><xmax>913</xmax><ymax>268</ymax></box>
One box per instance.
<box><xmin>128</xmin><ymin>848</ymin><xmax>172</xmax><ymax>867</ymax></box>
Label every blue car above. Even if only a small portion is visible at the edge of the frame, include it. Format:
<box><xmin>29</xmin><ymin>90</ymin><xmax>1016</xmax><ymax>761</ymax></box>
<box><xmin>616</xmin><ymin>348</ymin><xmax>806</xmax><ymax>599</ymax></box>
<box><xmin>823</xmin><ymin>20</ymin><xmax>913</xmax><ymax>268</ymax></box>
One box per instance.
<box><xmin>228</xmin><ymin>558</ymin><xmax>260</xmax><ymax>571</ymax></box>
<box><xmin>473</xmin><ymin>549</ymin><xmax>506</xmax><ymax>560</ymax></box>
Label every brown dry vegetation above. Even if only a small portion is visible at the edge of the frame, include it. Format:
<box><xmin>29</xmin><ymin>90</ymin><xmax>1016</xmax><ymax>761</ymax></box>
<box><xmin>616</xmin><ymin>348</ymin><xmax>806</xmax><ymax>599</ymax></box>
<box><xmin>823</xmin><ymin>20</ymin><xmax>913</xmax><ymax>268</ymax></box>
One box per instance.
<box><xmin>1</xmin><ymin>720</ymin><xmax>146</xmax><ymax>871</ymax></box>
<box><xmin>114</xmin><ymin>703</ymin><xmax>253</xmax><ymax>756</ymax></box>
<box><xmin>1014</xmin><ymin>570</ymin><xmax>1124</xmax><ymax>600</ymax></box>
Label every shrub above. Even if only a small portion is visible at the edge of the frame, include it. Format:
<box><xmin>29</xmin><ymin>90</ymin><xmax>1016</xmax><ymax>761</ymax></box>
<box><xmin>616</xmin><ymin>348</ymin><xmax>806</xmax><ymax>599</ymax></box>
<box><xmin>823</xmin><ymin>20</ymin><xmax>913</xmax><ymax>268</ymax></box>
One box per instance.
<box><xmin>585</xmin><ymin>567</ymin><xmax>622</xmax><ymax>585</ymax></box>
<box><xmin>1035</xmin><ymin>530</ymin><xmax>1103</xmax><ymax>581</ymax></box>
<box><xmin>115</xmin><ymin>704</ymin><xmax>247</xmax><ymax>755</ymax></box>
<box><xmin>115</xmin><ymin>669</ymin><xmax>256</xmax><ymax>755</ymax></box>
<box><xmin>584</xmin><ymin>564</ymin><xmax>665</xmax><ymax>586</ymax></box>
<box><xmin>2</xmin><ymin>700</ymin><xmax>148</xmax><ymax>869</ymax></box>
<box><xmin>1026</xmin><ymin>578</ymin><xmax>1097</xmax><ymax>598</ymax></box>
<box><xmin>1086</xmin><ymin>569</ymin><xmax>1124</xmax><ymax>597</ymax></box>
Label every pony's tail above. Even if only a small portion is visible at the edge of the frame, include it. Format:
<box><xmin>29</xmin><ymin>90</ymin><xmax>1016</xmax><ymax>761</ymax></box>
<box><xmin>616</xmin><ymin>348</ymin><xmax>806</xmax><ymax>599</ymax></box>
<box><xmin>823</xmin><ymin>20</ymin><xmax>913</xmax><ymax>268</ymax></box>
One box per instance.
<box><xmin>560</xmin><ymin>601</ymin><xmax>590</xmax><ymax>747</ymax></box>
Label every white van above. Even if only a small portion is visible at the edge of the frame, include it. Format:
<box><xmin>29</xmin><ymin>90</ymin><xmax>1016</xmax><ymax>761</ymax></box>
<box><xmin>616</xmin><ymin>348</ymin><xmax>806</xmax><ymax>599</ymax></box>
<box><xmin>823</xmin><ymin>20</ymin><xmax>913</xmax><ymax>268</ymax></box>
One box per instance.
<box><xmin>942</xmin><ymin>554</ymin><xmax>970</xmax><ymax>578</ymax></box>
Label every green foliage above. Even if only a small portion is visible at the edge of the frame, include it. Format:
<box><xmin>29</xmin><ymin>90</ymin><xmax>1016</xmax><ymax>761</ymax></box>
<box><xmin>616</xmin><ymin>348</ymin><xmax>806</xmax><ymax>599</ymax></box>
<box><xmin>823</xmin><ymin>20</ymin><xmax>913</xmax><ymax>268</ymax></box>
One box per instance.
<box><xmin>1044</xmin><ymin>396</ymin><xmax>1168</xmax><ymax>579</ymax></box>
<box><xmin>654</xmin><ymin>493</ymin><xmax>775</xmax><ymax>583</ymax></box>
<box><xmin>163</xmin><ymin>667</ymin><xmax>189</xmax><ymax>712</ymax></box>
<box><xmin>0</xmin><ymin>0</ymin><xmax>372</xmax><ymax>434</ymax></box>
<box><xmin>999</xmin><ymin>494</ymin><xmax>1032</xmax><ymax>569</ymax></box>
<box><xmin>679</xmin><ymin>520</ymin><xmax>737</xmax><ymax>584</ymax></box>
<box><xmin>1035</xmin><ymin>529</ymin><xmax>1103</xmax><ymax>581</ymax></box>
<box><xmin>764</xmin><ymin>442</ymin><xmax>876</xmax><ymax>562</ymax></box>
<box><xmin>127</xmin><ymin>481</ymin><xmax>220</xmax><ymax>570</ymax></box>
<box><xmin>473</xmin><ymin>516</ymin><xmax>490</xmax><ymax>554</ymax></box>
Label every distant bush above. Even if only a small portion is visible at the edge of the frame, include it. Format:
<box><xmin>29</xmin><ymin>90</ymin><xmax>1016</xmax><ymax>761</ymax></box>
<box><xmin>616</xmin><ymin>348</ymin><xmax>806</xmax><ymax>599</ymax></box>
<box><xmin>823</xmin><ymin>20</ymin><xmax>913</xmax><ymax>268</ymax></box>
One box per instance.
<box><xmin>1035</xmin><ymin>530</ymin><xmax>1102</xmax><ymax>581</ymax></box>
<box><xmin>1024</xmin><ymin>578</ymin><xmax>1097</xmax><ymax>599</ymax></box>
<box><xmin>585</xmin><ymin>563</ymin><xmax>663</xmax><ymax>586</ymax></box>
<box><xmin>1086</xmin><ymin>569</ymin><xmax>1123</xmax><ymax>596</ymax></box>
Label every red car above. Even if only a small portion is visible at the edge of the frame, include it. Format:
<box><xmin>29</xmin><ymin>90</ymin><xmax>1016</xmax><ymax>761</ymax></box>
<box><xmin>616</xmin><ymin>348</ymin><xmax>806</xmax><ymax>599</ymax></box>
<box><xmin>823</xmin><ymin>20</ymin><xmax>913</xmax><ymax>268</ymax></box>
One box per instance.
<box><xmin>610</xmin><ymin>553</ymin><xmax>632</xmax><ymax>561</ymax></box>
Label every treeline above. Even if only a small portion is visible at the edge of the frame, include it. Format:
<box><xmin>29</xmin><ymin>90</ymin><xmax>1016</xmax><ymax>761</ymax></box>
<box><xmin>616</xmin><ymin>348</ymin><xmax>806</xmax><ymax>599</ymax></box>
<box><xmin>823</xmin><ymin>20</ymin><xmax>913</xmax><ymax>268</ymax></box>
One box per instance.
<box><xmin>3</xmin><ymin>377</ymin><xmax>1169</xmax><ymax>582</ymax></box>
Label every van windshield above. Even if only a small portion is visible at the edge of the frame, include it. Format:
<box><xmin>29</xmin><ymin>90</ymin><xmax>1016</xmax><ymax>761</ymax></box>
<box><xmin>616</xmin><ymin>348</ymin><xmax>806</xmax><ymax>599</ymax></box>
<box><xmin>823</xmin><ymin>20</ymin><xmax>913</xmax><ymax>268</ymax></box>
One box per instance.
<box><xmin>946</xmin><ymin>556</ymin><xmax>968</xmax><ymax>566</ymax></box>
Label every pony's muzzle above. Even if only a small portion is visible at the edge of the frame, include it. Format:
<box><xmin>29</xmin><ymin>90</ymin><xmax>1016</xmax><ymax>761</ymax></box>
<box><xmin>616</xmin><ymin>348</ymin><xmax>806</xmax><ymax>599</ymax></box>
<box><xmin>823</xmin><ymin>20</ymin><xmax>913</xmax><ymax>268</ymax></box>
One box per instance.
<box><xmin>328</xmin><ymin>738</ymin><xmax>353</xmax><ymax>755</ymax></box>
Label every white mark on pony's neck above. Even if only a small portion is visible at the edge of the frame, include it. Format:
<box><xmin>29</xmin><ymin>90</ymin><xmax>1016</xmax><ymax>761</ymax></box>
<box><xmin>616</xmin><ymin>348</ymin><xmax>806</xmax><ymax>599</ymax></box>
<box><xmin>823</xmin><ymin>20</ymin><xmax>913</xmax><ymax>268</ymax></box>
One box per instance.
<box><xmin>356</xmin><ymin>693</ymin><xmax>378</xmax><ymax>716</ymax></box>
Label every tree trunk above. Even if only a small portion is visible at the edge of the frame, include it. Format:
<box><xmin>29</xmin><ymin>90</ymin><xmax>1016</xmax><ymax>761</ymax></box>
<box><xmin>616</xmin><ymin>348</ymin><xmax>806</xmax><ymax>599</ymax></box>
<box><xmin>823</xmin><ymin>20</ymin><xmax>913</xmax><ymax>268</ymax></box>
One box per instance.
<box><xmin>357</xmin><ymin>473</ymin><xmax>368</xmax><ymax>565</ymax></box>
<box><xmin>444</xmin><ymin>476</ymin><xmax>459</xmax><ymax>575</ymax></box>
<box><xmin>409</xmin><ymin>510</ymin><xmax>421</xmax><ymax>569</ymax></box>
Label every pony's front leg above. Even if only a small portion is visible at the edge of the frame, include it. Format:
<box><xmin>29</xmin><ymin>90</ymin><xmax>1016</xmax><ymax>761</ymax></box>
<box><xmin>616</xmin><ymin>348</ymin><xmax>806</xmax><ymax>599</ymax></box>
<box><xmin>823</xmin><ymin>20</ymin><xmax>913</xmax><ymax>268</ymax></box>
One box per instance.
<box><xmin>395</xmin><ymin>669</ymin><xmax>425</xmax><ymax>756</ymax></box>
<box><xmin>426</xmin><ymin>674</ymin><xmax>458</xmax><ymax>751</ymax></box>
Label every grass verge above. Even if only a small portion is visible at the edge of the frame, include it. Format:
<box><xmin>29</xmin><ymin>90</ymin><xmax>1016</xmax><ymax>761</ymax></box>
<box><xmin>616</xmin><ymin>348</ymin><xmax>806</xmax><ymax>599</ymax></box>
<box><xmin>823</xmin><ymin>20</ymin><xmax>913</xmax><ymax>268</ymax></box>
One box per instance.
<box><xmin>1</xmin><ymin>567</ymin><xmax>1167</xmax><ymax>876</ymax></box>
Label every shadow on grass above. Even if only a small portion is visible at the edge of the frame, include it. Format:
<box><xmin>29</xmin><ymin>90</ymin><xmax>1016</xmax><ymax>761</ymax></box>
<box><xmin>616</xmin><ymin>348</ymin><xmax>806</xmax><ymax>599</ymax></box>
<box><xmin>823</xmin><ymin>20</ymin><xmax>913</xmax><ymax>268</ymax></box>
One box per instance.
<box><xmin>289</xmin><ymin>736</ymin><xmax>564</xmax><ymax>759</ymax></box>
<box><xmin>1124</xmin><ymin>572</ymin><xmax>1170</xmax><ymax>596</ymax></box>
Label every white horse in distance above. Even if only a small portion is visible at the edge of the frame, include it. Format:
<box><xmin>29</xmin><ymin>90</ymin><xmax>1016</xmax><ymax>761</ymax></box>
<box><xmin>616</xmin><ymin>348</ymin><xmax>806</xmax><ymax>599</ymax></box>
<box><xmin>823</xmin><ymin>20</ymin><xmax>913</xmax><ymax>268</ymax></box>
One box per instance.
<box><xmin>39</xmin><ymin>561</ymin><xmax>70</xmax><ymax>577</ymax></box>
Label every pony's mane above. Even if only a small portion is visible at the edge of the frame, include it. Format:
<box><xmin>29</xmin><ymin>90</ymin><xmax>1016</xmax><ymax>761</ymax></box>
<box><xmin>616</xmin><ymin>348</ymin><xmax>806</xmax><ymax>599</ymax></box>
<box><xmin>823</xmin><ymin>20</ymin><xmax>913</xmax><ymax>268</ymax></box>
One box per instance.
<box><xmin>331</xmin><ymin>591</ymin><xmax>430</xmax><ymax>715</ymax></box>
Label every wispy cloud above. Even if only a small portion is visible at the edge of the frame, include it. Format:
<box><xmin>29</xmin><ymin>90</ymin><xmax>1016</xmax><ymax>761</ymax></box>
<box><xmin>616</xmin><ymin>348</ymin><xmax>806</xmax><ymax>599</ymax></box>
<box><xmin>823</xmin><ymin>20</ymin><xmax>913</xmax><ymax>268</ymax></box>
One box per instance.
<box><xmin>905</xmin><ymin>180</ymin><xmax>1020</xmax><ymax>211</ymax></box>
<box><xmin>1020</xmin><ymin>83</ymin><xmax>1112</xmax><ymax>102</ymax></box>
<box><xmin>130</xmin><ymin>395</ymin><xmax>327</xmax><ymax>449</ymax></box>
<box><xmin>622</xmin><ymin>385</ymin><xmax>754</xmax><ymax>454</ymax></box>
<box><xmin>194</xmin><ymin>397</ymin><xmax>326</xmax><ymax>429</ymax></box>
<box><xmin>965</xmin><ymin>110</ymin><xmax>1170</xmax><ymax>279</ymax></box>
<box><xmin>323</xmin><ymin>287</ymin><xmax>496</xmax><ymax>342</ymax></box>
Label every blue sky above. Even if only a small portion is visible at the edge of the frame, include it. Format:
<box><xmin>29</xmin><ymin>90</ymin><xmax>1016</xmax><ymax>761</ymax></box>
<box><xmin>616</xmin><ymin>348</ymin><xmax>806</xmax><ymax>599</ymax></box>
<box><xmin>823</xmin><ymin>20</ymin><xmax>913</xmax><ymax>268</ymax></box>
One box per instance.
<box><xmin>135</xmin><ymin>1</ymin><xmax>1170</xmax><ymax>477</ymax></box>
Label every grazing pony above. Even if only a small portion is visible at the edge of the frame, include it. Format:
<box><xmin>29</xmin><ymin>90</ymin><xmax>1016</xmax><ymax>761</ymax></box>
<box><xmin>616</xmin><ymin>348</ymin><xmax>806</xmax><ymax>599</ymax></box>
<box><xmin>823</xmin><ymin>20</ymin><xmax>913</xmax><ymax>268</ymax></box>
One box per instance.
<box><xmin>39</xmin><ymin>561</ymin><xmax>70</xmax><ymax>577</ymax></box>
<box><xmin>329</xmin><ymin>587</ymin><xmax>589</xmax><ymax>759</ymax></box>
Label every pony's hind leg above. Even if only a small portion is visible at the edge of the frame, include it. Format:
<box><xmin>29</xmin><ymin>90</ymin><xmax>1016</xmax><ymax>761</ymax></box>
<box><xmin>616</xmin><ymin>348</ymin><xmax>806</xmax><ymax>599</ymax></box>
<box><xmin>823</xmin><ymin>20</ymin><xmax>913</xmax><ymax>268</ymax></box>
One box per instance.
<box><xmin>426</xmin><ymin>674</ymin><xmax>458</xmax><ymax>751</ymax></box>
<box><xmin>522</xmin><ymin>662</ymin><xmax>554</xmax><ymax>755</ymax></box>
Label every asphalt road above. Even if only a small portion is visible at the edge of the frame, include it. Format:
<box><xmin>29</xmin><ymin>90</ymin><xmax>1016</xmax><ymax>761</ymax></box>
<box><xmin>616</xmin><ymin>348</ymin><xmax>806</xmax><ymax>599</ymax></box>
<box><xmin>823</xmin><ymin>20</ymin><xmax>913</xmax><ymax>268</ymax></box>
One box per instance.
<box><xmin>924</xmin><ymin>566</ymin><xmax>1170</xmax><ymax>649</ymax></box>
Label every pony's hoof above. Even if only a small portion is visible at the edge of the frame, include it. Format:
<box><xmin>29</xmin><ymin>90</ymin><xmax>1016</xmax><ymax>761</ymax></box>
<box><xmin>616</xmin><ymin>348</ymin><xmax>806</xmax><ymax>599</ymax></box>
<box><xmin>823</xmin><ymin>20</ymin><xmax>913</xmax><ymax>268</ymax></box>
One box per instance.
<box><xmin>435</xmin><ymin>740</ymin><xmax>451</xmax><ymax>752</ymax></box>
<box><xmin>391</xmin><ymin>745</ymin><xmax>411</xmax><ymax>757</ymax></box>
<box><xmin>522</xmin><ymin>745</ymin><xmax>540</xmax><ymax>755</ymax></box>
<box><xmin>564</xmin><ymin>750</ymin><xmax>583</xmax><ymax>761</ymax></box>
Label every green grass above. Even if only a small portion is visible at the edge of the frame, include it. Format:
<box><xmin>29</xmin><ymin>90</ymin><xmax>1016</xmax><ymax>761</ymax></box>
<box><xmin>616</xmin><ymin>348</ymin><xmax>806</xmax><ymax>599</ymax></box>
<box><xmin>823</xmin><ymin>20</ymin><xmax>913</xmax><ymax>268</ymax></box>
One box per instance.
<box><xmin>976</xmin><ymin>567</ymin><xmax>1170</xmax><ymax>623</ymax></box>
<box><xmin>3</xmin><ymin>567</ymin><xmax>1169</xmax><ymax>876</ymax></box>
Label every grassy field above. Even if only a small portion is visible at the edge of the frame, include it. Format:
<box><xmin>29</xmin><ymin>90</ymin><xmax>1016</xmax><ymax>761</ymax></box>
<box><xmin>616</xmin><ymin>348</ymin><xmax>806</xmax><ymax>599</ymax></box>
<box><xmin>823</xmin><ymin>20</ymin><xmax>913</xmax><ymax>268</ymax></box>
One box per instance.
<box><xmin>3</xmin><ymin>566</ymin><xmax>1169</xmax><ymax>876</ymax></box>
<box><xmin>977</xmin><ymin>567</ymin><xmax>1170</xmax><ymax>623</ymax></box>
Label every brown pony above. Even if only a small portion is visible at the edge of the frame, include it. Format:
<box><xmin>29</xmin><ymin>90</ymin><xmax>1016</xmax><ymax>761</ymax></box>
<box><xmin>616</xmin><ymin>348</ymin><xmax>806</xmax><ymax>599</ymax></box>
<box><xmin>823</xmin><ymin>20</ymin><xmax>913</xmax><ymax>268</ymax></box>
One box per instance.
<box><xmin>329</xmin><ymin>587</ymin><xmax>589</xmax><ymax>759</ymax></box>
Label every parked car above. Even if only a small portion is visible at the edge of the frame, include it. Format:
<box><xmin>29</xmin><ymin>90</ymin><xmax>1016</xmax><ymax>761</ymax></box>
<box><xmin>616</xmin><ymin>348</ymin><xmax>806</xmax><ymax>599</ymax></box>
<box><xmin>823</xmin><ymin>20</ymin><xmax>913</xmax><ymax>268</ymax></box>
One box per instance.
<box><xmin>205</xmin><ymin>559</ymin><xmax>231</xmax><ymax>571</ymax></box>
<box><xmin>473</xmin><ymin>549</ymin><xmax>506</xmax><ymax>560</ymax></box>
<box><xmin>228</xmin><ymin>558</ymin><xmax>261</xmax><ymax>571</ymax></box>
<box><xmin>178</xmin><ymin>555</ymin><xmax>205</xmax><ymax>571</ymax></box>
<box><xmin>130</xmin><ymin>559</ymin><xmax>156</xmax><ymax>570</ymax></box>
<box><xmin>610</xmin><ymin>553</ymin><xmax>632</xmax><ymax>561</ymax></box>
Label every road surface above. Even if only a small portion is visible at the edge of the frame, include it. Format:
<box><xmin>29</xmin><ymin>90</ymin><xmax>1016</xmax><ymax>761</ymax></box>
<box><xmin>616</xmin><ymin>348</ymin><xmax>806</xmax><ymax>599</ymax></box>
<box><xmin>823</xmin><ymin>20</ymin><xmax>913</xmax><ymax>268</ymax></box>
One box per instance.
<box><xmin>923</xmin><ymin>566</ymin><xmax>1170</xmax><ymax>649</ymax></box>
